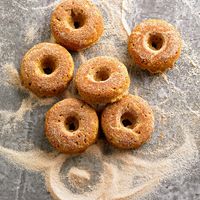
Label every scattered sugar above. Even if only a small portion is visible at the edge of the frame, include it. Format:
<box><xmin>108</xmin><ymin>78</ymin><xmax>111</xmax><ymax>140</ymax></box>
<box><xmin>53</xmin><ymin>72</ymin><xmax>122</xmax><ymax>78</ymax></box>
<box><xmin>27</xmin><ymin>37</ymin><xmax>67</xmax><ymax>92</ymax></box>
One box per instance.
<box><xmin>68</xmin><ymin>167</ymin><xmax>91</xmax><ymax>188</ymax></box>
<box><xmin>0</xmin><ymin>0</ymin><xmax>199</xmax><ymax>200</ymax></box>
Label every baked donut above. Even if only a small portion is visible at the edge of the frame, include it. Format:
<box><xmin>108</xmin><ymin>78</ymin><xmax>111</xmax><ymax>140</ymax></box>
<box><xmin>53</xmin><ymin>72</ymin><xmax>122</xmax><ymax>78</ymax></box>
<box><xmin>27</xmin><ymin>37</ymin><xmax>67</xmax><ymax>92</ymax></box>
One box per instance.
<box><xmin>75</xmin><ymin>56</ymin><xmax>130</xmax><ymax>104</ymax></box>
<box><xmin>45</xmin><ymin>98</ymin><xmax>98</xmax><ymax>153</ymax></box>
<box><xmin>101</xmin><ymin>95</ymin><xmax>154</xmax><ymax>149</ymax></box>
<box><xmin>51</xmin><ymin>0</ymin><xmax>104</xmax><ymax>51</ymax></box>
<box><xmin>128</xmin><ymin>19</ymin><xmax>182</xmax><ymax>73</ymax></box>
<box><xmin>20</xmin><ymin>43</ymin><xmax>74</xmax><ymax>97</ymax></box>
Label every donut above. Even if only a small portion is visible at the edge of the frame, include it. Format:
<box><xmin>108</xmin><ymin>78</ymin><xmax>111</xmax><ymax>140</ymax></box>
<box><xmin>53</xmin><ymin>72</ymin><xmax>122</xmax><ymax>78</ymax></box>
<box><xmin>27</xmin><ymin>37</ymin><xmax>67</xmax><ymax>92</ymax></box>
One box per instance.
<box><xmin>75</xmin><ymin>56</ymin><xmax>130</xmax><ymax>104</ymax></box>
<box><xmin>101</xmin><ymin>95</ymin><xmax>154</xmax><ymax>149</ymax></box>
<box><xmin>20</xmin><ymin>43</ymin><xmax>74</xmax><ymax>97</ymax></box>
<box><xmin>45</xmin><ymin>98</ymin><xmax>99</xmax><ymax>153</ymax></box>
<box><xmin>128</xmin><ymin>19</ymin><xmax>182</xmax><ymax>73</ymax></box>
<box><xmin>51</xmin><ymin>0</ymin><xmax>104</xmax><ymax>51</ymax></box>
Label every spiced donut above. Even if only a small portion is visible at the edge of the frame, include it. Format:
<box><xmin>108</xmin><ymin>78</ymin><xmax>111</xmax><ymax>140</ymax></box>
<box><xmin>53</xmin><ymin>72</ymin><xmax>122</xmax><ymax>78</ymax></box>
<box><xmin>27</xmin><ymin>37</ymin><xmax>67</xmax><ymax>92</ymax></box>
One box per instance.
<box><xmin>101</xmin><ymin>95</ymin><xmax>154</xmax><ymax>149</ymax></box>
<box><xmin>128</xmin><ymin>19</ymin><xmax>182</xmax><ymax>73</ymax></box>
<box><xmin>51</xmin><ymin>0</ymin><xmax>104</xmax><ymax>51</ymax></box>
<box><xmin>45</xmin><ymin>98</ymin><xmax>99</xmax><ymax>153</ymax></box>
<box><xmin>75</xmin><ymin>56</ymin><xmax>130</xmax><ymax>104</ymax></box>
<box><xmin>20</xmin><ymin>43</ymin><xmax>74</xmax><ymax>97</ymax></box>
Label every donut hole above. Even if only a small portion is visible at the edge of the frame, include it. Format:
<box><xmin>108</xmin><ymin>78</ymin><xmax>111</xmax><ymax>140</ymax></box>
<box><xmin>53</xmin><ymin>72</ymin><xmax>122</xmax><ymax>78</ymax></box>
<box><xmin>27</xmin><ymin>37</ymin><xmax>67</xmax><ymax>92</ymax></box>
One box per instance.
<box><xmin>69</xmin><ymin>9</ymin><xmax>86</xmax><ymax>29</ymax></box>
<box><xmin>148</xmin><ymin>33</ymin><xmax>164</xmax><ymax>50</ymax></box>
<box><xmin>121</xmin><ymin>112</ymin><xmax>137</xmax><ymax>129</ymax></box>
<box><xmin>93</xmin><ymin>68</ymin><xmax>110</xmax><ymax>82</ymax></box>
<box><xmin>65</xmin><ymin>116</ymin><xmax>79</xmax><ymax>132</ymax></box>
<box><xmin>41</xmin><ymin>58</ymin><xmax>56</xmax><ymax>75</ymax></box>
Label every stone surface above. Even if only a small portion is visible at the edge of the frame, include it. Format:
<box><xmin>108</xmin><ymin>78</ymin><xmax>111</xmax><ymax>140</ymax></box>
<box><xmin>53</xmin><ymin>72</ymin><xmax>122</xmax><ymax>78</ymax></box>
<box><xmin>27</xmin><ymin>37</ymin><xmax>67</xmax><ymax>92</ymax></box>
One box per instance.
<box><xmin>0</xmin><ymin>0</ymin><xmax>200</xmax><ymax>200</ymax></box>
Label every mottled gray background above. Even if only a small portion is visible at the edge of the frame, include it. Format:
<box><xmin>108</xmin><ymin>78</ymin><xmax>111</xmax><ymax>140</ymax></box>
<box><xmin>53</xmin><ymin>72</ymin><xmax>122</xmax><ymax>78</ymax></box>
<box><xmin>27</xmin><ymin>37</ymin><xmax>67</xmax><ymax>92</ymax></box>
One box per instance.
<box><xmin>0</xmin><ymin>0</ymin><xmax>200</xmax><ymax>200</ymax></box>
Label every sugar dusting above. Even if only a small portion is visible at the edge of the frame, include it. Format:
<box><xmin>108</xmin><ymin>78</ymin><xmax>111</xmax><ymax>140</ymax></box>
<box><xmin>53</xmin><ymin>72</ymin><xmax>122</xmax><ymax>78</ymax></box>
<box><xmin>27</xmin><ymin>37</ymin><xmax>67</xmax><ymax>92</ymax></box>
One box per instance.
<box><xmin>161</xmin><ymin>73</ymin><xmax>169</xmax><ymax>84</ymax></box>
<box><xmin>121</xmin><ymin>0</ymin><xmax>131</xmax><ymax>35</ymax></box>
<box><xmin>1</xmin><ymin>63</ymin><xmax>57</xmax><ymax>121</ymax></box>
<box><xmin>0</xmin><ymin>146</ymin><xmax>57</xmax><ymax>171</ymax></box>
<box><xmin>24</xmin><ymin>25</ymin><xmax>39</xmax><ymax>43</ymax></box>
<box><xmin>12</xmin><ymin>0</ymin><xmax>61</xmax><ymax>11</ymax></box>
<box><xmin>43</xmin><ymin>131</ymin><xmax>197</xmax><ymax>200</ymax></box>
<box><xmin>67</xmin><ymin>167</ymin><xmax>91</xmax><ymax>188</ymax></box>
<box><xmin>0</xmin><ymin>0</ymin><xmax>199</xmax><ymax>200</ymax></box>
<box><xmin>2</xmin><ymin>63</ymin><xmax>21</xmax><ymax>87</ymax></box>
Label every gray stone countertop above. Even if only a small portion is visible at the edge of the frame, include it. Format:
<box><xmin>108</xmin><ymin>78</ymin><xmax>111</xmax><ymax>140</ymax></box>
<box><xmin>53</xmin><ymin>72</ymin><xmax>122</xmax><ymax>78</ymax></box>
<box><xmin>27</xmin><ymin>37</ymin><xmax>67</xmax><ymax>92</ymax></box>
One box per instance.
<box><xmin>0</xmin><ymin>0</ymin><xmax>199</xmax><ymax>200</ymax></box>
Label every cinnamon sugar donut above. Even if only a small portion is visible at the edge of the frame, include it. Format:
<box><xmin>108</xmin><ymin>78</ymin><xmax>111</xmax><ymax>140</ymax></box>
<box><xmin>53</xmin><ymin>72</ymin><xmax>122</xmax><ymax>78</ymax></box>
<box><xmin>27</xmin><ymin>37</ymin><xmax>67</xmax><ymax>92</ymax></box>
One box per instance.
<box><xmin>45</xmin><ymin>98</ymin><xmax>98</xmax><ymax>153</ymax></box>
<box><xmin>20</xmin><ymin>43</ymin><xmax>74</xmax><ymax>97</ymax></box>
<box><xmin>128</xmin><ymin>19</ymin><xmax>182</xmax><ymax>73</ymax></box>
<box><xmin>101</xmin><ymin>95</ymin><xmax>154</xmax><ymax>149</ymax></box>
<box><xmin>75</xmin><ymin>56</ymin><xmax>130</xmax><ymax>104</ymax></box>
<box><xmin>51</xmin><ymin>0</ymin><xmax>104</xmax><ymax>51</ymax></box>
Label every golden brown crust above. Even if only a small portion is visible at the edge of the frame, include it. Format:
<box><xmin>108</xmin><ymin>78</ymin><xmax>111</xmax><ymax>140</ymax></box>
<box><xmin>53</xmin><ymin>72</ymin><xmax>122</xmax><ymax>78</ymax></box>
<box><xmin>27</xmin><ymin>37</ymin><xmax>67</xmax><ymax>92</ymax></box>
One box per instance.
<box><xmin>128</xmin><ymin>19</ymin><xmax>182</xmax><ymax>73</ymax></box>
<box><xmin>51</xmin><ymin>0</ymin><xmax>104</xmax><ymax>51</ymax></box>
<box><xmin>75</xmin><ymin>56</ymin><xmax>130</xmax><ymax>104</ymax></box>
<box><xmin>101</xmin><ymin>94</ymin><xmax>154</xmax><ymax>149</ymax></box>
<box><xmin>45</xmin><ymin>98</ymin><xmax>99</xmax><ymax>153</ymax></box>
<box><xmin>20</xmin><ymin>42</ymin><xmax>74</xmax><ymax>97</ymax></box>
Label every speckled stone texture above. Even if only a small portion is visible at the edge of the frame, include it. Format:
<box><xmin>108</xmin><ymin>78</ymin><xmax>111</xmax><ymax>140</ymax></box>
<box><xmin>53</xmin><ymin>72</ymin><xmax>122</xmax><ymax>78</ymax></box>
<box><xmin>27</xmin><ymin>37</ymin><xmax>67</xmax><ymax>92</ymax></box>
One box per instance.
<box><xmin>0</xmin><ymin>0</ymin><xmax>200</xmax><ymax>200</ymax></box>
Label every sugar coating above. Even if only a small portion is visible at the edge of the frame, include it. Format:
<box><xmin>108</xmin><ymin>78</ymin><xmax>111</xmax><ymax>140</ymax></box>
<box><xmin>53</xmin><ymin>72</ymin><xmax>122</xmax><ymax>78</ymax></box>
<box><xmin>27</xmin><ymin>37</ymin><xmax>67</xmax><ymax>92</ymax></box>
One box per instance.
<box><xmin>75</xmin><ymin>56</ymin><xmax>130</xmax><ymax>104</ymax></box>
<box><xmin>128</xmin><ymin>19</ymin><xmax>182</xmax><ymax>73</ymax></box>
<box><xmin>101</xmin><ymin>94</ymin><xmax>154</xmax><ymax>149</ymax></box>
<box><xmin>45</xmin><ymin>98</ymin><xmax>99</xmax><ymax>153</ymax></box>
<box><xmin>20</xmin><ymin>42</ymin><xmax>74</xmax><ymax>97</ymax></box>
<box><xmin>51</xmin><ymin>0</ymin><xmax>104</xmax><ymax>51</ymax></box>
